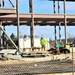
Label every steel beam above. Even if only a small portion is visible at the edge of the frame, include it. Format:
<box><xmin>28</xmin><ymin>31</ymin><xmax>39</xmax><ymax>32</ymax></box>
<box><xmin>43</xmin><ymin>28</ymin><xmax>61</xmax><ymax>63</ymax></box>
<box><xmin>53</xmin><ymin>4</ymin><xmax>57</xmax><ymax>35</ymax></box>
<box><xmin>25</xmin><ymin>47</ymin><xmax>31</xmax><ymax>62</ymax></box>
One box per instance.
<box><xmin>48</xmin><ymin>0</ymin><xmax>75</xmax><ymax>1</ymax></box>
<box><xmin>2</xmin><ymin>0</ymin><xmax>4</xmax><ymax>7</ymax></box>
<box><xmin>53</xmin><ymin>0</ymin><xmax>57</xmax><ymax>46</ymax></box>
<box><xmin>59</xmin><ymin>22</ymin><xmax>61</xmax><ymax>43</ymax></box>
<box><xmin>72</xmin><ymin>47</ymin><xmax>74</xmax><ymax>75</ymax></box>
<box><xmin>64</xmin><ymin>0</ymin><xmax>67</xmax><ymax>45</ymax></box>
<box><xmin>0</xmin><ymin>22</ymin><xmax>2</xmax><ymax>47</ymax></box>
<box><xmin>58</xmin><ymin>0</ymin><xmax>60</xmax><ymax>13</ymax></box>
<box><xmin>58</xmin><ymin>0</ymin><xmax>61</xmax><ymax>43</ymax></box>
<box><xmin>29</xmin><ymin>0</ymin><xmax>34</xmax><ymax>50</ymax></box>
<box><xmin>0</xmin><ymin>0</ymin><xmax>1</xmax><ymax>7</ymax></box>
<box><xmin>9</xmin><ymin>0</ymin><xmax>15</xmax><ymax>8</ymax></box>
<box><xmin>0</xmin><ymin>8</ymin><xmax>16</xmax><ymax>14</ymax></box>
<box><xmin>0</xmin><ymin>0</ymin><xmax>4</xmax><ymax>7</ymax></box>
<box><xmin>16</xmin><ymin>0</ymin><xmax>20</xmax><ymax>52</ymax></box>
<box><xmin>0</xmin><ymin>14</ymin><xmax>75</xmax><ymax>25</ymax></box>
<box><xmin>3</xmin><ymin>26</ymin><xmax>6</xmax><ymax>46</ymax></box>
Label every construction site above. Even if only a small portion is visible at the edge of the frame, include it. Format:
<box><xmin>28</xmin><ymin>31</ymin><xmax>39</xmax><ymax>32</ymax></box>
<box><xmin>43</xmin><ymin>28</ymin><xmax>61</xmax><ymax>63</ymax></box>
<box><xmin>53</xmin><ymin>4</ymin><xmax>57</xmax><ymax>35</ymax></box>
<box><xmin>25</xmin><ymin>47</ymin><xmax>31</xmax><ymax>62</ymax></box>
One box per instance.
<box><xmin>0</xmin><ymin>0</ymin><xmax>75</xmax><ymax>75</ymax></box>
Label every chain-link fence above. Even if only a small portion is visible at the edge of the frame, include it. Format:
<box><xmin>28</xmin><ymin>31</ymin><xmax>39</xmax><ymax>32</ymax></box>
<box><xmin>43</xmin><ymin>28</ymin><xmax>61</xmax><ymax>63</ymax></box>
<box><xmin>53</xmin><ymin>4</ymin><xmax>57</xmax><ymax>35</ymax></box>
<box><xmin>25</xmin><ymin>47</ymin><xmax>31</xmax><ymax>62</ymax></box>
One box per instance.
<box><xmin>0</xmin><ymin>47</ymin><xmax>75</xmax><ymax>75</ymax></box>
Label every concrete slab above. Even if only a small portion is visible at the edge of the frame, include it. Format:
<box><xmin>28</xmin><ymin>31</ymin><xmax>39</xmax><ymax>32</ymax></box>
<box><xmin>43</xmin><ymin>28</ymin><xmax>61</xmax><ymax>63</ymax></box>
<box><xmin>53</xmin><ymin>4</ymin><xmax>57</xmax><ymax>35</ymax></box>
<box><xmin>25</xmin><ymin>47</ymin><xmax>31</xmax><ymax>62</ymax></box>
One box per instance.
<box><xmin>0</xmin><ymin>49</ymin><xmax>16</xmax><ymax>54</ymax></box>
<box><xmin>7</xmin><ymin>54</ymin><xmax>22</xmax><ymax>60</ymax></box>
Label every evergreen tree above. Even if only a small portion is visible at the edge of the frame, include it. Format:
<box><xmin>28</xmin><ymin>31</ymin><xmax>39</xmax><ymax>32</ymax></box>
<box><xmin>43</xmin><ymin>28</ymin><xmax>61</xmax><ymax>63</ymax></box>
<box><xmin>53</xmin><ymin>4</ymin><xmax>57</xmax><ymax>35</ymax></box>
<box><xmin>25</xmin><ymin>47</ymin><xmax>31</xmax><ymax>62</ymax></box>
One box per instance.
<box><xmin>10</xmin><ymin>33</ymin><xmax>15</xmax><ymax>40</ymax></box>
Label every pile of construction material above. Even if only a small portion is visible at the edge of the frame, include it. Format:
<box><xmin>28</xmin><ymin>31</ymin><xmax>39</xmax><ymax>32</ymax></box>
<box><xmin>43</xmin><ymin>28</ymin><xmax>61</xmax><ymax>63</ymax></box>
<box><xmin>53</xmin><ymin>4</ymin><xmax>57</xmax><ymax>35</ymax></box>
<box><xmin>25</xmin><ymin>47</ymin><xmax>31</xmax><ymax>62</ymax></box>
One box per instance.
<box><xmin>21</xmin><ymin>51</ymin><xmax>49</xmax><ymax>57</ymax></box>
<box><xmin>0</xmin><ymin>49</ymin><xmax>50</xmax><ymax>60</ymax></box>
<box><xmin>0</xmin><ymin>49</ymin><xmax>22</xmax><ymax>60</ymax></box>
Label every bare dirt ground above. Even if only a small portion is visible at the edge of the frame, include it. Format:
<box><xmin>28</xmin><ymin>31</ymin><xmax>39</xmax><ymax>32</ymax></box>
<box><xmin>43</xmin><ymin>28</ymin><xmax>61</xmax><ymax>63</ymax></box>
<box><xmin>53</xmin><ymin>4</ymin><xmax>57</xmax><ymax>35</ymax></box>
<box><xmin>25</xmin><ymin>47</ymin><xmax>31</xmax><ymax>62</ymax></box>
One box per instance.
<box><xmin>0</xmin><ymin>52</ymin><xmax>74</xmax><ymax>75</ymax></box>
<box><xmin>0</xmin><ymin>52</ymin><xmax>74</xmax><ymax>64</ymax></box>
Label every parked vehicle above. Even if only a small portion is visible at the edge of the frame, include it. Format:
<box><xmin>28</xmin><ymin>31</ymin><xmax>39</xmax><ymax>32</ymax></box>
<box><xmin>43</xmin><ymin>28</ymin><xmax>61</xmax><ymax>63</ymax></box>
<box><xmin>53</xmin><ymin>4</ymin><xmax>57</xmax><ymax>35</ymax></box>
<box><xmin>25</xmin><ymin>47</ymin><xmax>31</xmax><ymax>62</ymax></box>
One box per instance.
<box><xmin>70</xmin><ymin>42</ymin><xmax>75</xmax><ymax>47</ymax></box>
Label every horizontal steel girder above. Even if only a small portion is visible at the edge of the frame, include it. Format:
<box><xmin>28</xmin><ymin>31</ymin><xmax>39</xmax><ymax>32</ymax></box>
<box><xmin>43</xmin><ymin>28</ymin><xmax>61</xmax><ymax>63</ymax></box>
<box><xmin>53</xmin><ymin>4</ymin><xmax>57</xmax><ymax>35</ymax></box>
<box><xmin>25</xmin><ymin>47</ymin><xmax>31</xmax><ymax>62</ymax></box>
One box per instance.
<box><xmin>0</xmin><ymin>13</ymin><xmax>75</xmax><ymax>26</ymax></box>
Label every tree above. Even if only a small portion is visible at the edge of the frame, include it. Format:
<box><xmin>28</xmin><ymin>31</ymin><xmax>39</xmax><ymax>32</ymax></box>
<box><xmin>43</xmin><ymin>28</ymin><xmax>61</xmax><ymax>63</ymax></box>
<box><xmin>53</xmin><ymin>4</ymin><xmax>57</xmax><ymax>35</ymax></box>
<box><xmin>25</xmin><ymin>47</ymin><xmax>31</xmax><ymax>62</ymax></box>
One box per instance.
<box><xmin>6</xmin><ymin>33</ymin><xmax>16</xmax><ymax>49</ymax></box>
<box><xmin>10</xmin><ymin>33</ymin><xmax>15</xmax><ymax>40</ymax></box>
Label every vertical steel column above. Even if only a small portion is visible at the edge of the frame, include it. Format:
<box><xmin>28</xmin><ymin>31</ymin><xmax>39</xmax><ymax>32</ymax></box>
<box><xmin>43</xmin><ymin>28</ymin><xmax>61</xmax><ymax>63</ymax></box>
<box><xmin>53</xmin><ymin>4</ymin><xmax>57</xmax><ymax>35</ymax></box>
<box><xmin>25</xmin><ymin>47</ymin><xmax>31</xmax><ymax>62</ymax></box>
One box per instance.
<box><xmin>64</xmin><ymin>0</ymin><xmax>67</xmax><ymax>44</ymax></box>
<box><xmin>72</xmin><ymin>46</ymin><xmax>74</xmax><ymax>75</ymax></box>
<box><xmin>0</xmin><ymin>22</ymin><xmax>2</xmax><ymax>47</ymax></box>
<box><xmin>58</xmin><ymin>0</ymin><xmax>61</xmax><ymax>43</ymax></box>
<box><xmin>58</xmin><ymin>0</ymin><xmax>60</xmax><ymax>14</ymax></box>
<box><xmin>3</xmin><ymin>26</ymin><xmax>6</xmax><ymax>46</ymax></box>
<box><xmin>0</xmin><ymin>0</ymin><xmax>4</xmax><ymax>7</ymax></box>
<box><xmin>53</xmin><ymin>0</ymin><xmax>57</xmax><ymax>46</ymax></box>
<box><xmin>16</xmin><ymin>0</ymin><xmax>20</xmax><ymax>52</ymax></box>
<box><xmin>59</xmin><ymin>22</ymin><xmax>61</xmax><ymax>43</ymax></box>
<box><xmin>0</xmin><ymin>0</ymin><xmax>1</xmax><ymax>7</ymax></box>
<box><xmin>2</xmin><ymin>0</ymin><xmax>4</xmax><ymax>7</ymax></box>
<box><xmin>29</xmin><ymin>0</ymin><xmax>34</xmax><ymax>50</ymax></box>
<box><xmin>0</xmin><ymin>28</ymin><xmax>2</xmax><ymax>46</ymax></box>
<box><xmin>53</xmin><ymin>0</ymin><xmax>56</xmax><ymax>14</ymax></box>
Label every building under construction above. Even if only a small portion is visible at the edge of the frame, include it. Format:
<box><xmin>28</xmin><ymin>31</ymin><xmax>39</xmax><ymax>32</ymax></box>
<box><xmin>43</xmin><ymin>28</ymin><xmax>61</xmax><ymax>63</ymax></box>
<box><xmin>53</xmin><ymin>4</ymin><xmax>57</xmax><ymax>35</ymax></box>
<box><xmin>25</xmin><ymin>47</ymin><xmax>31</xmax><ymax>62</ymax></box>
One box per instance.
<box><xmin>0</xmin><ymin>0</ymin><xmax>75</xmax><ymax>75</ymax></box>
<box><xmin>0</xmin><ymin>0</ymin><xmax>75</xmax><ymax>52</ymax></box>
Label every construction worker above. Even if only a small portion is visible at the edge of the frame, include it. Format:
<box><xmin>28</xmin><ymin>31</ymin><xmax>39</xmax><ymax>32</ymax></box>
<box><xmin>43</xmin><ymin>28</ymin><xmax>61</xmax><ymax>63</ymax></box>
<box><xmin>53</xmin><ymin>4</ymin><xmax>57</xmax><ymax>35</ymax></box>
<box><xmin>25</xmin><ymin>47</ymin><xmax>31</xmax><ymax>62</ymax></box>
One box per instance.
<box><xmin>55</xmin><ymin>43</ymin><xmax>61</xmax><ymax>55</ymax></box>
<box><xmin>40</xmin><ymin>37</ymin><xmax>47</xmax><ymax>50</ymax></box>
<box><xmin>56</xmin><ymin>43</ymin><xmax>61</xmax><ymax>49</ymax></box>
<box><xmin>65</xmin><ymin>43</ymin><xmax>70</xmax><ymax>50</ymax></box>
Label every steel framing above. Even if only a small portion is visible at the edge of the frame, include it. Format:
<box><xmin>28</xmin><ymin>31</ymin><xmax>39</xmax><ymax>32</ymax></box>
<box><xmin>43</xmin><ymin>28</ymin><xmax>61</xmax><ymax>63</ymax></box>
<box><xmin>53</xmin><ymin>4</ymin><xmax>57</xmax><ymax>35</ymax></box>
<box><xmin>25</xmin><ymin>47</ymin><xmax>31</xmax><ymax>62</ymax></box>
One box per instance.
<box><xmin>0</xmin><ymin>0</ymin><xmax>75</xmax><ymax>51</ymax></box>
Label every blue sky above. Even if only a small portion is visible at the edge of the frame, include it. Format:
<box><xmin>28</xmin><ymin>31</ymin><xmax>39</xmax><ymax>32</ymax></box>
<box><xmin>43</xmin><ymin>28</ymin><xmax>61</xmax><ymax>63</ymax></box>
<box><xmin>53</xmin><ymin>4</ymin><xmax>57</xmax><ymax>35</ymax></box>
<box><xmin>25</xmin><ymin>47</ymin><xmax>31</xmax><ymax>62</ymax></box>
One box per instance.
<box><xmin>3</xmin><ymin>0</ymin><xmax>75</xmax><ymax>40</ymax></box>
